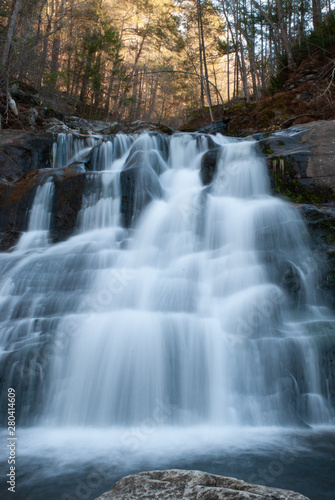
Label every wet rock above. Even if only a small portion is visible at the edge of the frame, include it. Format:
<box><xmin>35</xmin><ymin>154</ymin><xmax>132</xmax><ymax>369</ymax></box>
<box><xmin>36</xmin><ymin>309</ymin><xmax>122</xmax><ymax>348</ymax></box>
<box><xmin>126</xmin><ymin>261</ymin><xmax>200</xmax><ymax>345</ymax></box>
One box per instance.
<box><xmin>0</xmin><ymin>164</ymin><xmax>96</xmax><ymax>249</ymax></box>
<box><xmin>0</xmin><ymin>169</ymin><xmax>52</xmax><ymax>250</ymax></box>
<box><xmin>198</xmin><ymin>119</ymin><xmax>227</xmax><ymax>135</ymax></box>
<box><xmin>85</xmin><ymin>141</ymin><xmax>109</xmax><ymax>172</ymax></box>
<box><xmin>200</xmin><ymin>148</ymin><xmax>221</xmax><ymax>185</ymax></box>
<box><xmin>126</xmin><ymin>133</ymin><xmax>170</xmax><ymax>163</ymax></box>
<box><xmin>195</xmin><ymin>134</ymin><xmax>218</xmax><ymax>151</ymax></box>
<box><xmin>124</xmin><ymin>150</ymin><xmax>167</xmax><ymax>176</ymax></box>
<box><xmin>320</xmin><ymin>342</ymin><xmax>335</xmax><ymax>408</ymax></box>
<box><xmin>258</xmin><ymin>120</ymin><xmax>335</xmax><ymax>201</ymax></box>
<box><xmin>120</xmin><ymin>153</ymin><xmax>163</xmax><ymax>228</ymax></box>
<box><xmin>298</xmin><ymin>203</ymin><xmax>335</xmax><ymax>306</ymax></box>
<box><xmin>51</xmin><ymin>171</ymin><xmax>92</xmax><ymax>242</ymax></box>
<box><xmin>95</xmin><ymin>469</ymin><xmax>310</xmax><ymax>499</ymax></box>
<box><xmin>0</xmin><ymin>131</ymin><xmax>53</xmax><ymax>182</ymax></box>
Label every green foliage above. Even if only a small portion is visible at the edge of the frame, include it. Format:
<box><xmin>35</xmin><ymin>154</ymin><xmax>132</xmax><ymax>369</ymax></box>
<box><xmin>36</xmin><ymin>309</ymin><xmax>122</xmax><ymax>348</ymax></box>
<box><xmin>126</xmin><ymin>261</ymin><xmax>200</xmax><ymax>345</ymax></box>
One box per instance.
<box><xmin>216</xmin><ymin>38</ymin><xmax>235</xmax><ymax>55</ymax></box>
<box><xmin>269</xmin><ymin>156</ymin><xmax>335</xmax><ymax>204</ymax></box>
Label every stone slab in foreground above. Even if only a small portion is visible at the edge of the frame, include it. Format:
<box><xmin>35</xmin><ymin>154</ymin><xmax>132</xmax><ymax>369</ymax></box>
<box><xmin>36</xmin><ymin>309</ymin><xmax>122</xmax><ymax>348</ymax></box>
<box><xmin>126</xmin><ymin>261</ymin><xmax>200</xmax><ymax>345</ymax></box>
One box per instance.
<box><xmin>95</xmin><ymin>469</ymin><xmax>310</xmax><ymax>500</ymax></box>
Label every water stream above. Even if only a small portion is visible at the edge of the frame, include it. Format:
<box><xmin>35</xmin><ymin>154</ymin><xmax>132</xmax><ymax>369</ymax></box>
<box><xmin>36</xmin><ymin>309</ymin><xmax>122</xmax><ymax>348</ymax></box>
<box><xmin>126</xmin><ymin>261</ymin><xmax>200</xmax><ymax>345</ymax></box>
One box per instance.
<box><xmin>0</xmin><ymin>132</ymin><xmax>334</xmax><ymax>499</ymax></box>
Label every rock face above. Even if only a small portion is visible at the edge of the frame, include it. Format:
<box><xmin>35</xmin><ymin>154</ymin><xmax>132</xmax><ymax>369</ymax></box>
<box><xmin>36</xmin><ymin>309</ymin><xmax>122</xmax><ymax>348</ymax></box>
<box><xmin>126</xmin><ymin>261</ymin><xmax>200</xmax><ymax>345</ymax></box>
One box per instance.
<box><xmin>297</xmin><ymin>203</ymin><xmax>335</xmax><ymax>408</ymax></box>
<box><xmin>95</xmin><ymin>470</ymin><xmax>310</xmax><ymax>500</ymax></box>
<box><xmin>200</xmin><ymin>148</ymin><xmax>221</xmax><ymax>185</ymax></box>
<box><xmin>0</xmin><ymin>130</ymin><xmax>53</xmax><ymax>182</ymax></box>
<box><xmin>297</xmin><ymin>204</ymin><xmax>335</xmax><ymax>304</ymax></box>
<box><xmin>258</xmin><ymin>120</ymin><xmax>335</xmax><ymax>201</ymax></box>
<box><xmin>120</xmin><ymin>156</ymin><xmax>163</xmax><ymax>228</ymax></box>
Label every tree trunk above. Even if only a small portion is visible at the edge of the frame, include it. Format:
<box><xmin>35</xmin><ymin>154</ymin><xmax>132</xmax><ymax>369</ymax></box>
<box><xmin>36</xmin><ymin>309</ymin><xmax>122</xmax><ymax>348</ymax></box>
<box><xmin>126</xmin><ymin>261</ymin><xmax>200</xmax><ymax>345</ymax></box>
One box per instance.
<box><xmin>198</xmin><ymin>0</ymin><xmax>212</xmax><ymax>109</ymax></box>
<box><xmin>196</xmin><ymin>0</ymin><xmax>205</xmax><ymax>107</ymax></box>
<box><xmin>227</xmin><ymin>26</ymin><xmax>230</xmax><ymax>102</ymax></box>
<box><xmin>50</xmin><ymin>35</ymin><xmax>60</xmax><ymax>89</ymax></box>
<box><xmin>2</xmin><ymin>0</ymin><xmax>24</xmax><ymax>69</ymax></box>
<box><xmin>312</xmin><ymin>0</ymin><xmax>322</xmax><ymax>29</ymax></box>
<box><xmin>239</xmin><ymin>36</ymin><xmax>249</xmax><ymax>101</ymax></box>
<box><xmin>275</xmin><ymin>0</ymin><xmax>295</xmax><ymax>69</ymax></box>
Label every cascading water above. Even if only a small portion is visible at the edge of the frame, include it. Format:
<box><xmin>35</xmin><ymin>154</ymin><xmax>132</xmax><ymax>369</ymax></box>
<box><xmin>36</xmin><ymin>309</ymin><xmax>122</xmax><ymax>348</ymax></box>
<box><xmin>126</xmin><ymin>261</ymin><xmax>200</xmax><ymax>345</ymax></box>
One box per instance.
<box><xmin>0</xmin><ymin>131</ymin><xmax>334</xmax><ymax>500</ymax></box>
<box><xmin>15</xmin><ymin>179</ymin><xmax>55</xmax><ymax>251</ymax></box>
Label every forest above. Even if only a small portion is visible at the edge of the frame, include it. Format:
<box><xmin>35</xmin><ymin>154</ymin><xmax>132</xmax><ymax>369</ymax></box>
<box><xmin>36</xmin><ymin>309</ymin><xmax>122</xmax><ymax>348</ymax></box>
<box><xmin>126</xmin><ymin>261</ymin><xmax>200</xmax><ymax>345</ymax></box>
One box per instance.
<box><xmin>0</xmin><ymin>0</ymin><xmax>335</xmax><ymax>128</ymax></box>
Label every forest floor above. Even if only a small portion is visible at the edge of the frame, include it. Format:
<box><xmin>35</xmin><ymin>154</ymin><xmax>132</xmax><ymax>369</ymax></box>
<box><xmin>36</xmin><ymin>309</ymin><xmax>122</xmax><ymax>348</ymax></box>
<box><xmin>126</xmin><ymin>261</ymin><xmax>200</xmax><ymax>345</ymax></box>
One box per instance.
<box><xmin>183</xmin><ymin>42</ymin><xmax>335</xmax><ymax>136</ymax></box>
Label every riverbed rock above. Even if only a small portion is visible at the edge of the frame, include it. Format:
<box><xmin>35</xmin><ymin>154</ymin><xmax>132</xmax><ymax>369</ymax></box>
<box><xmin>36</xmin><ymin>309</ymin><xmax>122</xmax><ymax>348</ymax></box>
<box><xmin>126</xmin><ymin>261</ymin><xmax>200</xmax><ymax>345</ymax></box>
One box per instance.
<box><xmin>95</xmin><ymin>469</ymin><xmax>310</xmax><ymax>500</ymax></box>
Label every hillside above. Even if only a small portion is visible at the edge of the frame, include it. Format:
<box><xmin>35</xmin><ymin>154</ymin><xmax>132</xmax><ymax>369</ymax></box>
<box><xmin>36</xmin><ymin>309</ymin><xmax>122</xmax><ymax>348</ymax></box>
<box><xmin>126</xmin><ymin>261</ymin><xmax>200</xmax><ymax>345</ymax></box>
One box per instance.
<box><xmin>183</xmin><ymin>40</ymin><xmax>335</xmax><ymax>136</ymax></box>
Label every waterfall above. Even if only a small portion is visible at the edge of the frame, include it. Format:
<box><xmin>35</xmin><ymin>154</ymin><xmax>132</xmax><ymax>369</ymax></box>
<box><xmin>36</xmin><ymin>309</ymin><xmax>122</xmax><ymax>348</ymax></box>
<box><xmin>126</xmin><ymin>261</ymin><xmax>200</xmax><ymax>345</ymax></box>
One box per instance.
<box><xmin>1</xmin><ymin>131</ymin><xmax>334</xmax><ymax>433</ymax></box>
<box><xmin>16</xmin><ymin>179</ymin><xmax>55</xmax><ymax>251</ymax></box>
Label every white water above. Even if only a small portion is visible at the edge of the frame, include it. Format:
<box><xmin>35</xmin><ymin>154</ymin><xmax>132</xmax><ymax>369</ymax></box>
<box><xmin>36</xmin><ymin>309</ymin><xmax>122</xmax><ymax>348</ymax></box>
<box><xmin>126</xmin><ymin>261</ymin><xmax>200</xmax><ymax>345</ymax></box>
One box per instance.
<box><xmin>1</xmin><ymin>131</ymin><xmax>333</xmax><ymax>430</ymax></box>
<box><xmin>16</xmin><ymin>179</ymin><xmax>55</xmax><ymax>251</ymax></box>
<box><xmin>1</xmin><ymin>133</ymin><xmax>335</xmax><ymax>500</ymax></box>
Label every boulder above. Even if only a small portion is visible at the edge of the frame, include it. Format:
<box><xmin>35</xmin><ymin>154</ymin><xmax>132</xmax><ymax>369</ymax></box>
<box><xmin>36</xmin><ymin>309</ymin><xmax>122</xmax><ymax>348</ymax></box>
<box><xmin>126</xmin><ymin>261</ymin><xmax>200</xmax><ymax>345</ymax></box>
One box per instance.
<box><xmin>126</xmin><ymin>133</ymin><xmax>170</xmax><ymax>163</ymax></box>
<box><xmin>95</xmin><ymin>469</ymin><xmax>310</xmax><ymax>500</ymax></box>
<box><xmin>120</xmin><ymin>152</ymin><xmax>163</xmax><ymax>228</ymax></box>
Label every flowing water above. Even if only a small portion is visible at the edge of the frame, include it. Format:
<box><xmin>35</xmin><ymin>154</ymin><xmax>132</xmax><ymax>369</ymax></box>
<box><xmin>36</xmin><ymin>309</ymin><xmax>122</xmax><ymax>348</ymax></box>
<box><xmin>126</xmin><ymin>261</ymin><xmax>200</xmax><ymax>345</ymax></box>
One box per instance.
<box><xmin>0</xmin><ymin>132</ymin><xmax>334</xmax><ymax>499</ymax></box>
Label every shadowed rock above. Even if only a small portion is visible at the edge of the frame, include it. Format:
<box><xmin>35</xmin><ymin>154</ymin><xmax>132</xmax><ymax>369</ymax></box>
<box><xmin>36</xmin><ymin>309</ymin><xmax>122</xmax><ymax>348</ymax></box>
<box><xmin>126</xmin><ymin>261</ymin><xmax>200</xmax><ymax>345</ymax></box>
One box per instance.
<box><xmin>200</xmin><ymin>148</ymin><xmax>221</xmax><ymax>185</ymax></box>
<box><xmin>120</xmin><ymin>150</ymin><xmax>164</xmax><ymax>228</ymax></box>
<box><xmin>0</xmin><ymin>166</ymin><xmax>99</xmax><ymax>249</ymax></box>
<box><xmin>0</xmin><ymin>131</ymin><xmax>53</xmax><ymax>182</ymax></box>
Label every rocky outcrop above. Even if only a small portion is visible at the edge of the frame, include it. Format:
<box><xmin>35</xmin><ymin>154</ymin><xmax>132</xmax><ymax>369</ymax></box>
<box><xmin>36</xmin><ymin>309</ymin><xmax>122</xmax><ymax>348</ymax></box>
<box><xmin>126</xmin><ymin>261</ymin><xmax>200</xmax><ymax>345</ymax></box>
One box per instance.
<box><xmin>0</xmin><ymin>169</ymin><xmax>51</xmax><ymax>250</ymax></box>
<box><xmin>200</xmin><ymin>148</ymin><xmax>221</xmax><ymax>185</ymax></box>
<box><xmin>258</xmin><ymin>120</ymin><xmax>335</xmax><ymax>202</ymax></box>
<box><xmin>0</xmin><ymin>130</ymin><xmax>53</xmax><ymax>182</ymax></box>
<box><xmin>297</xmin><ymin>204</ymin><xmax>335</xmax><ymax>407</ymax></box>
<box><xmin>0</xmin><ymin>162</ymin><xmax>97</xmax><ymax>250</ymax></box>
<box><xmin>63</xmin><ymin>117</ymin><xmax>174</xmax><ymax>136</ymax></box>
<box><xmin>0</xmin><ymin>131</ymin><xmax>53</xmax><ymax>249</ymax></box>
<box><xmin>41</xmin><ymin>116</ymin><xmax>173</xmax><ymax>135</ymax></box>
<box><xmin>298</xmin><ymin>204</ymin><xmax>335</xmax><ymax>303</ymax></box>
<box><xmin>95</xmin><ymin>470</ymin><xmax>310</xmax><ymax>500</ymax></box>
<box><xmin>120</xmin><ymin>152</ymin><xmax>163</xmax><ymax>228</ymax></box>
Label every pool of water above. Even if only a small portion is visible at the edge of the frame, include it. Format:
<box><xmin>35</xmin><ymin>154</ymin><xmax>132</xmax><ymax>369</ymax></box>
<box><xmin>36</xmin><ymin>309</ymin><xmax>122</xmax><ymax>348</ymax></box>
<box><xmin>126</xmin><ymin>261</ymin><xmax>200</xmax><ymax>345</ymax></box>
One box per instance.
<box><xmin>1</xmin><ymin>426</ymin><xmax>334</xmax><ymax>499</ymax></box>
